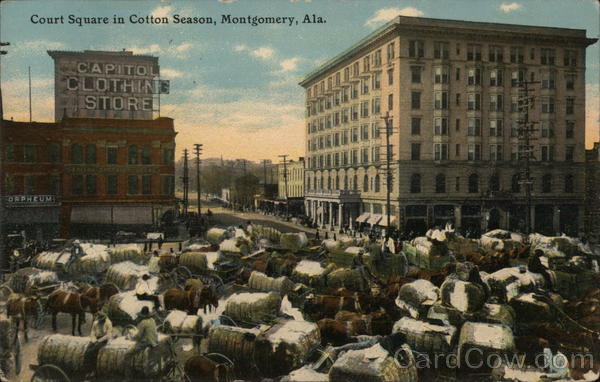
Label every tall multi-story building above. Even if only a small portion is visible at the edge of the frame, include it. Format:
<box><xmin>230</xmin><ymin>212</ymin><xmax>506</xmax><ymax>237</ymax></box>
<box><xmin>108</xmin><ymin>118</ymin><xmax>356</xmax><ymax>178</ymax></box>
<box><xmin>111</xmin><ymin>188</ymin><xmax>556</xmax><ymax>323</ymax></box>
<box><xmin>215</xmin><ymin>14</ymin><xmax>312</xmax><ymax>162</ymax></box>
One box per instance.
<box><xmin>585</xmin><ymin>142</ymin><xmax>600</xmax><ymax>242</ymax></box>
<box><xmin>301</xmin><ymin>16</ymin><xmax>596</xmax><ymax>236</ymax></box>
<box><xmin>278</xmin><ymin>158</ymin><xmax>305</xmax><ymax>199</ymax></box>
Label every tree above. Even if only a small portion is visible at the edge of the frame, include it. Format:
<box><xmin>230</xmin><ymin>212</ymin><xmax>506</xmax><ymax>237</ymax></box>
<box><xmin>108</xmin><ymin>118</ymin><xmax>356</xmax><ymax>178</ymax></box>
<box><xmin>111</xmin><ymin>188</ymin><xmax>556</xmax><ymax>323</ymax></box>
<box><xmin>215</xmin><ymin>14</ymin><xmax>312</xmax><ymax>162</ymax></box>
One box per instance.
<box><xmin>231</xmin><ymin>174</ymin><xmax>260</xmax><ymax>209</ymax></box>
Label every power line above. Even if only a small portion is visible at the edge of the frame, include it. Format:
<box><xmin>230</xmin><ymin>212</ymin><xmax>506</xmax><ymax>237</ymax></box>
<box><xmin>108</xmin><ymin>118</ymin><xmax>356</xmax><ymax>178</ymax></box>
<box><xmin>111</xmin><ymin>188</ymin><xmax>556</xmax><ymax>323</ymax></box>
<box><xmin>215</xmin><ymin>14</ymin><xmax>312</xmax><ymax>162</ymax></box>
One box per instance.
<box><xmin>193</xmin><ymin>144</ymin><xmax>203</xmax><ymax>216</ymax></box>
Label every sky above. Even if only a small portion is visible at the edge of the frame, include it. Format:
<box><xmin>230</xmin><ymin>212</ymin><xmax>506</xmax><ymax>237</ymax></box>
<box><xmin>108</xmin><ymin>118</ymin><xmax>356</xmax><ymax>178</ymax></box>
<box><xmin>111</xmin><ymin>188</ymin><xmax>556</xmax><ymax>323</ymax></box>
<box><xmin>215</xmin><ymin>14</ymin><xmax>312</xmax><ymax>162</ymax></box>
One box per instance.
<box><xmin>1</xmin><ymin>0</ymin><xmax>598</xmax><ymax>162</ymax></box>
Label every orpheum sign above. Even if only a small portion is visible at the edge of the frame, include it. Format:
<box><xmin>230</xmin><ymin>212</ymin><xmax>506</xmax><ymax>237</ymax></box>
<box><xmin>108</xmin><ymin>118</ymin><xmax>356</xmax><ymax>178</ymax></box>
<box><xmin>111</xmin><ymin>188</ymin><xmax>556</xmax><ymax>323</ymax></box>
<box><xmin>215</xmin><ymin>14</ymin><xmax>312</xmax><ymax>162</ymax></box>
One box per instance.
<box><xmin>4</xmin><ymin>195</ymin><xmax>58</xmax><ymax>207</ymax></box>
<box><xmin>48</xmin><ymin>50</ymin><xmax>169</xmax><ymax>120</ymax></box>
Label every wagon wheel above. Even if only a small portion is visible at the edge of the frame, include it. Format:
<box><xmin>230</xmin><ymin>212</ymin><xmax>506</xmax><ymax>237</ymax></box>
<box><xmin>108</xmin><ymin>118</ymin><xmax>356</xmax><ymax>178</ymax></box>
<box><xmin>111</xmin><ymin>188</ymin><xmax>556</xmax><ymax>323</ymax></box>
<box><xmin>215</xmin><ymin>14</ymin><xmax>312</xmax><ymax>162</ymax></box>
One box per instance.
<box><xmin>0</xmin><ymin>284</ymin><xmax>14</xmax><ymax>302</ymax></box>
<box><xmin>173</xmin><ymin>266</ymin><xmax>192</xmax><ymax>287</ymax></box>
<box><xmin>31</xmin><ymin>364</ymin><xmax>71</xmax><ymax>382</ymax></box>
<box><xmin>165</xmin><ymin>364</ymin><xmax>190</xmax><ymax>382</ymax></box>
<box><xmin>32</xmin><ymin>298</ymin><xmax>45</xmax><ymax>329</ymax></box>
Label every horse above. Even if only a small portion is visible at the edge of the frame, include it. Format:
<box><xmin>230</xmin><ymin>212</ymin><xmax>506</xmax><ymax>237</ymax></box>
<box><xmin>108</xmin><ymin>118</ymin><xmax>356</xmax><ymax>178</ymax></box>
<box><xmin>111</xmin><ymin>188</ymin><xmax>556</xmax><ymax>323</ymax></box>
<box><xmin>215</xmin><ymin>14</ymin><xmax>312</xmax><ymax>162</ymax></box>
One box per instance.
<box><xmin>78</xmin><ymin>283</ymin><xmax>119</xmax><ymax>307</ymax></box>
<box><xmin>6</xmin><ymin>293</ymin><xmax>42</xmax><ymax>342</ymax></box>
<box><xmin>164</xmin><ymin>282</ymin><xmax>219</xmax><ymax>315</ymax></box>
<box><xmin>184</xmin><ymin>355</ymin><xmax>232</xmax><ymax>382</ymax></box>
<box><xmin>45</xmin><ymin>288</ymin><xmax>100</xmax><ymax>336</ymax></box>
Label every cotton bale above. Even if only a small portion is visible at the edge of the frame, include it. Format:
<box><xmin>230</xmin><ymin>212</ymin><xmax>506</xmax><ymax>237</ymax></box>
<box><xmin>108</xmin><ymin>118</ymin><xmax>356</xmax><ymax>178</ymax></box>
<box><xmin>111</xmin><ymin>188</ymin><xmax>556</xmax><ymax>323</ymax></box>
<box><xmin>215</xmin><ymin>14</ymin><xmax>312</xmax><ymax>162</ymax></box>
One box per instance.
<box><xmin>95</xmin><ymin>334</ymin><xmax>172</xmax><ymax>379</ymax></box>
<box><xmin>206</xmin><ymin>228</ymin><xmax>228</xmax><ymax>244</ymax></box>
<box><xmin>393</xmin><ymin>317</ymin><xmax>457</xmax><ymax>354</ymax></box>
<box><xmin>363</xmin><ymin>251</ymin><xmax>409</xmax><ymax>279</ymax></box>
<box><xmin>31</xmin><ymin>250</ymin><xmax>73</xmax><ymax>272</ymax></box>
<box><xmin>68</xmin><ymin>243</ymin><xmax>111</xmax><ymax>275</ymax></box>
<box><xmin>178</xmin><ymin>251</ymin><xmax>209</xmax><ymax>273</ymax></box>
<box><xmin>508</xmin><ymin>293</ymin><xmax>562</xmax><ymax>323</ymax></box>
<box><xmin>404</xmin><ymin>239</ymin><xmax>453</xmax><ymax>270</ymax></box>
<box><xmin>248</xmin><ymin>271</ymin><xmax>295</xmax><ymax>295</ymax></box>
<box><xmin>250</xmin><ymin>225</ymin><xmax>281</xmax><ymax>243</ymax></box>
<box><xmin>440</xmin><ymin>276</ymin><xmax>487</xmax><ymax>313</ymax></box>
<box><xmin>103</xmin><ymin>291</ymin><xmax>154</xmax><ymax>324</ymax></box>
<box><xmin>427</xmin><ymin>301</ymin><xmax>470</xmax><ymax>326</ymax></box>
<box><xmin>207</xmin><ymin>325</ymin><xmax>261</xmax><ymax>369</ymax></box>
<box><xmin>219</xmin><ymin>238</ymin><xmax>251</xmax><ymax>255</ymax></box>
<box><xmin>547</xmin><ymin>270</ymin><xmax>596</xmax><ymax>300</ymax></box>
<box><xmin>163</xmin><ymin>310</ymin><xmax>203</xmax><ymax>336</ymax></box>
<box><xmin>329</xmin><ymin>343</ymin><xmax>418</xmax><ymax>382</ymax></box>
<box><xmin>485</xmin><ymin>267</ymin><xmax>545</xmax><ymax>302</ymax></box>
<box><xmin>104</xmin><ymin>261</ymin><xmax>156</xmax><ymax>291</ymax></box>
<box><xmin>37</xmin><ymin>334</ymin><xmax>97</xmax><ymax>376</ymax></box>
<box><xmin>108</xmin><ymin>244</ymin><xmax>148</xmax><ymax>265</ymax></box>
<box><xmin>291</xmin><ymin>260</ymin><xmax>333</xmax><ymax>288</ymax></box>
<box><xmin>398</xmin><ymin>279</ymin><xmax>440</xmax><ymax>309</ymax></box>
<box><xmin>282</xmin><ymin>366</ymin><xmax>328</xmax><ymax>382</ymax></box>
<box><xmin>280</xmin><ymin>232</ymin><xmax>308</xmax><ymax>252</ymax></box>
<box><xmin>224</xmin><ymin>292</ymin><xmax>281</xmax><ymax>323</ymax></box>
<box><xmin>9</xmin><ymin>267</ymin><xmax>59</xmax><ymax>294</ymax></box>
<box><xmin>326</xmin><ymin>267</ymin><xmax>369</xmax><ymax>292</ymax></box>
<box><xmin>327</xmin><ymin>246</ymin><xmax>363</xmax><ymax>268</ymax></box>
<box><xmin>457</xmin><ymin>322</ymin><xmax>515</xmax><ymax>368</ymax></box>
<box><xmin>473</xmin><ymin>303</ymin><xmax>516</xmax><ymax>329</ymax></box>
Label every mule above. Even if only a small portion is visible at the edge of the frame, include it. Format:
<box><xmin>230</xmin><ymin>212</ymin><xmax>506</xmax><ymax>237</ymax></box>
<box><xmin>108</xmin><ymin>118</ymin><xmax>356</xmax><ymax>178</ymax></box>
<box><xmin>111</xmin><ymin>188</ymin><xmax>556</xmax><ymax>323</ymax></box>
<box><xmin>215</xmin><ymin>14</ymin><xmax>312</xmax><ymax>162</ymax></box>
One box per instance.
<box><xmin>6</xmin><ymin>293</ymin><xmax>42</xmax><ymax>342</ymax></box>
<box><xmin>46</xmin><ymin>289</ymin><xmax>99</xmax><ymax>336</ymax></box>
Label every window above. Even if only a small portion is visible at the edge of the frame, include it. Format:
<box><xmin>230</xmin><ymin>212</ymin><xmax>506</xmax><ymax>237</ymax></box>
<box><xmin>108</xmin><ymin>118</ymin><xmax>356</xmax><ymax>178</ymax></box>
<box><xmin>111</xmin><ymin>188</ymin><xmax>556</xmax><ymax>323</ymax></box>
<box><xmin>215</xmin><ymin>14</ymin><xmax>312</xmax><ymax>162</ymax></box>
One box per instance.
<box><xmin>411</xmin><ymin>143</ymin><xmax>421</xmax><ymax>160</ymax></box>
<box><xmin>372</xmin><ymin>98</ymin><xmax>381</xmax><ymax>115</ymax></box>
<box><xmin>388</xmin><ymin>94</ymin><xmax>394</xmax><ymax>110</ymax></box>
<box><xmin>411</xmin><ymin>92</ymin><xmax>420</xmax><ymax>109</ymax></box>
<box><xmin>351</xmin><ymin>128</ymin><xmax>358</xmax><ymax>142</ymax></box>
<box><xmin>86</xmin><ymin>175</ymin><xmax>96</xmax><ymax>194</ymax></box>
<box><xmin>467</xmin><ymin>44</ymin><xmax>482</xmax><ymax>61</ymax></box>
<box><xmin>161</xmin><ymin>175</ymin><xmax>175</xmax><ymax>195</ymax></box>
<box><xmin>434</xmin><ymin>67</ymin><xmax>448</xmax><ymax>84</ymax></box>
<box><xmin>128</xmin><ymin>175</ymin><xmax>138</xmax><ymax>194</ymax></box>
<box><xmin>467</xmin><ymin>68</ymin><xmax>481</xmax><ymax>85</ymax></box>
<box><xmin>372</xmin><ymin>147</ymin><xmax>380</xmax><ymax>162</ymax></box>
<box><xmin>342</xmin><ymin>88</ymin><xmax>349</xmax><ymax>103</ymax></box>
<box><xmin>490</xmin><ymin>69</ymin><xmax>503</xmax><ymax>86</ymax></box>
<box><xmin>24</xmin><ymin>145</ymin><xmax>37</xmax><ymax>163</ymax></box>
<box><xmin>411</xmin><ymin>66</ymin><xmax>421</xmax><ymax>83</ymax></box>
<box><xmin>455</xmin><ymin>143</ymin><xmax>461</xmax><ymax>157</ymax></box>
<box><xmin>342</xmin><ymin>131</ymin><xmax>349</xmax><ymax>145</ymax></box>
<box><xmin>541</xmin><ymin>48</ymin><xmax>555</xmax><ymax>65</ymax></box>
<box><xmin>565</xmin><ymin>74</ymin><xmax>575</xmax><ymax>90</ymax></box>
<box><xmin>372</xmin><ymin>72</ymin><xmax>381</xmax><ymax>89</ymax></box>
<box><xmin>564</xmin><ymin>175</ymin><xmax>574</xmax><ymax>193</ymax></box>
<box><xmin>162</xmin><ymin>148</ymin><xmax>174</xmax><ymax>165</ymax></box>
<box><xmin>72</xmin><ymin>174</ymin><xmax>84</xmax><ymax>195</ymax></box>
<box><xmin>489</xmin><ymin>173</ymin><xmax>500</xmax><ymax>192</ymax></box>
<box><xmin>410</xmin><ymin>174</ymin><xmax>421</xmax><ymax>193</ymax></box>
<box><xmin>5</xmin><ymin>144</ymin><xmax>15</xmax><ymax>162</ymax></box>
<box><xmin>510</xmin><ymin>47</ymin><xmax>524</xmax><ymax>63</ymax></box>
<box><xmin>360</xmin><ymin>124</ymin><xmax>369</xmax><ymax>140</ymax></box>
<box><xmin>361</xmin><ymin>148</ymin><xmax>369</xmax><ymax>163</ymax></box>
<box><xmin>564</xmin><ymin>50</ymin><xmax>577</xmax><ymax>67</ymax></box>
<box><xmin>434</xmin><ymin>92</ymin><xmax>448</xmax><ymax>109</ymax></box>
<box><xmin>542</xmin><ymin>174</ymin><xmax>552</xmax><ymax>193</ymax></box>
<box><xmin>411</xmin><ymin>118</ymin><xmax>421</xmax><ymax>135</ymax></box>
<box><xmin>103</xmin><ymin>147</ymin><xmax>117</xmax><ymax>164</ymax></box>
<box><xmin>455</xmin><ymin>68</ymin><xmax>460</xmax><ymax>81</ymax></box>
<box><xmin>540</xmin><ymin>71</ymin><xmax>556</xmax><ymax>90</ymax></box>
<box><xmin>566</xmin><ymin>97</ymin><xmax>575</xmax><ymax>115</ymax></box>
<box><xmin>387</xmin><ymin>42</ymin><xmax>395</xmax><ymax>61</ymax></box>
<box><xmin>372</xmin><ymin>122</ymin><xmax>380</xmax><ymax>138</ymax></box>
<box><xmin>142</xmin><ymin>175</ymin><xmax>152</xmax><ymax>194</ymax></box>
<box><xmin>71</xmin><ymin>144</ymin><xmax>83</xmax><ymax>164</ymax></box>
<box><xmin>374</xmin><ymin>174</ymin><xmax>381</xmax><ymax>193</ymax></box>
<box><xmin>374</xmin><ymin>50</ymin><xmax>382</xmax><ymax>67</ymax></box>
<box><xmin>511</xmin><ymin>174</ymin><xmax>520</xmax><ymax>193</ymax></box>
<box><xmin>351</xmin><ymin>83</ymin><xmax>359</xmax><ymax>99</ymax></box>
<box><xmin>468</xmin><ymin>144</ymin><xmax>481</xmax><ymax>161</ymax></box>
<box><xmin>489</xmin><ymin>120</ymin><xmax>503</xmax><ymax>137</ymax></box>
<box><xmin>565</xmin><ymin>146</ymin><xmax>575</xmax><ymax>161</ymax></box>
<box><xmin>541</xmin><ymin>145</ymin><xmax>555</xmax><ymax>161</ymax></box>
<box><xmin>488</xmin><ymin>46</ymin><xmax>503</xmax><ymax>62</ymax></box>
<box><xmin>541</xmin><ymin>121</ymin><xmax>555</xmax><ymax>138</ymax></box>
<box><xmin>361</xmin><ymin>78</ymin><xmax>369</xmax><ymax>95</ymax></box>
<box><xmin>344</xmin><ymin>67</ymin><xmax>350</xmax><ymax>82</ymax></box>
<box><xmin>456</xmin><ymin>94</ymin><xmax>461</xmax><ymax>106</ymax></box>
<box><xmin>351</xmin><ymin>104</ymin><xmax>358</xmax><ymax>120</ymax></box>
<box><xmin>128</xmin><ymin>145</ymin><xmax>138</xmax><ymax>165</ymax></box>
<box><xmin>468</xmin><ymin>118</ymin><xmax>481</xmax><ymax>136</ymax></box>
<box><xmin>566</xmin><ymin>121</ymin><xmax>575</xmax><ymax>139</ymax></box>
<box><xmin>361</xmin><ymin>101</ymin><xmax>369</xmax><ymax>117</ymax></box>
<box><xmin>342</xmin><ymin>108</ymin><xmax>349</xmax><ymax>123</ymax></box>
<box><xmin>434</xmin><ymin>143</ymin><xmax>449</xmax><ymax>160</ymax></box>
<box><xmin>468</xmin><ymin>174</ymin><xmax>479</xmax><ymax>193</ymax></box>
<box><xmin>85</xmin><ymin>144</ymin><xmax>96</xmax><ymax>165</ymax></box>
<box><xmin>107</xmin><ymin>175</ymin><xmax>118</xmax><ymax>195</ymax></box>
<box><xmin>467</xmin><ymin>93</ymin><xmax>481</xmax><ymax>110</ymax></box>
<box><xmin>511</xmin><ymin>70</ymin><xmax>525</xmax><ymax>87</ymax></box>
<box><xmin>387</xmin><ymin>68</ymin><xmax>394</xmax><ymax>85</ymax></box>
<box><xmin>48</xmin><ymin>143</ymin><xmax>61</xmax><ymax>163</ymax></box>
<box><xmin>48</xmin><ymin>174</ymin><xmax>60</xmax><ymax>195</ymax></box>
<box><xmin>511</xmin><ymin>145</ymin><xmax>524</xmax><ymax>161</ymax></box>
<box><xmin>408</xmin><ymin>40</ymin><xmax>424</xmax><ymax>58</ymax></box>
<box><xmin>541</xmin><ymin>97</ymin><xmax>555</xmax><ymax>114</ymax></box>
<box><xmin>24</xmin><ymin>175</ymin><xmax>36</xmax><ymax>195</ymax></box>
<box><xmin>363</xmin><ymin>175</ymin><xmax>369</xmax><ymax>192</ymax></box>
<box><xmin>352</xmin><ymin>62</ymin><xmax>359</xmax><ymax>76</ymax></box>
<box><xmin>434</xmin><ymin>42</ymin><xmax>449</xmax><ymax>59</ymax></box>
<box><xmin>489</xmin><ymin>145</ymin><xmax>503</xmax><ymax>161</ymax></box>
<box><xmin>489</xmin><ymin>94</ymin><xmax>503</xmax><ymax>112</ymax></box>
<box><xmin>334</xmin><ymin>133</ymin><xmax>340</xmax><ymax>147</ymax></box>
<box><xmin>434</xmin><ymin>118</ymin><xmax>448</xmax><ymax>136</ymax></box>
<box><xmin>530</xmin><ymin>48</ymin><xmax>535</xmax><ymax>60</ymax></box>
<box><xmin>435</xmin><ymin>174</ymin><xmax>446</xmax><ymax>193</ymax></box>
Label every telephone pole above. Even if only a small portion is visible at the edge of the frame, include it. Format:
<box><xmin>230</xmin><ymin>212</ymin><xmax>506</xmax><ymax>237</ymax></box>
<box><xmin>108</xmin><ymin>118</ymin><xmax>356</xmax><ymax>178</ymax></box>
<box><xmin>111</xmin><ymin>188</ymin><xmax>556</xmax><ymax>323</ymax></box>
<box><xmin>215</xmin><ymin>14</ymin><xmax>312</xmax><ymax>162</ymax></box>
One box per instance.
<box><xmin>182</xmin><ymin>149</ymin><xmax>189</xmax><ymax>214</ymax></box>
<box><xmin>279</xmin><ymin>155</ymin><xmax>289</xmax><ymax>220</ymax></box>
<box><xmin>381</xmin><ymin>112</ymin><xmax>397</xmax><ymax>239</ymax></box>
<box><xmin>517</xmin><ymin>81</ymin><xmax>539</xmax><ymax>235</ymax></box>
<box><xmin>193</xmin><ymin>144</ymin><xmax>203</xmax><ymax>216</ymax></box>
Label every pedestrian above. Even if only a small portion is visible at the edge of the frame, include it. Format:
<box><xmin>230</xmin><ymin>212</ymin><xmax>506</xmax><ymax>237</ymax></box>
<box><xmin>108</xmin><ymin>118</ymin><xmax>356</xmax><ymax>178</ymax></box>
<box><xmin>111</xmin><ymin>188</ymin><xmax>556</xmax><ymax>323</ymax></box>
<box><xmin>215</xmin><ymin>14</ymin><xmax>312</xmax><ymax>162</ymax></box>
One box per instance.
<box><xmin>135</xmin><ymin>274</ymin><xmax>160</xmax><ymax>310</ymax></box>
<box><xmin>324</xmin><ymin>231</ymin><xmax>329</xmax><ymax>240</ymax></box>
<box><xmin>90</xmin><ymin>312</ymin><xmax>112</xmax><ymax>346</ymax></box>
<box><xmin>333</xmin><ymin>233</ymin><xmax>337</xmax><ymax>241</ymax></box>
<box><xmin>158</xmin><ymin>235</ymin><xmax>163</xmax><ymax>250</ymax></box>
<box><xmin>315</xmin><ymin>228</ymin><xmax>320</xmax><ymax>241</ymax></box>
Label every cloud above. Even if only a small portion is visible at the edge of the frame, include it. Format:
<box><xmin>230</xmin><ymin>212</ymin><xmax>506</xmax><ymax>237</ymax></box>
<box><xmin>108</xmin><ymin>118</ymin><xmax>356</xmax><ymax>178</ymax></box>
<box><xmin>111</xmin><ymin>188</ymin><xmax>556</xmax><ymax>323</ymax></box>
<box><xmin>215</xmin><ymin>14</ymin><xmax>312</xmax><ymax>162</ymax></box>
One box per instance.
<box><xmin>278</xmin><ymin>57</ymin><xmax>301</xmax><ymax>73</ymax></box>
<box><xmin>290</xmin><ymin>0</ymin><xmax>313</xmax><ymax>2</ymax></box>
<box><xmin>233</xmin><ymin>44</ymin><xmax>248</xmax><ymax>52</ymax></box>
<box><xmin>250</xmin><ymin>46</ymin><xmax>275</xmax><ymax>60</ymax></box>
<box><xmin>151</xmin><ymin>5</ymin><xmax>173</xmax><ymax>18</ymax></box>
<box><xmin>9</xmin><ymin>40</ymin><xmax>65</xmax><ymax>56</ymax></box>
<box><xmin>499</xmin><ymin>2</ymin><xmax>522</xmax><ymax>13</ymax></box>
<box><xmin>124</xmin><ymin>42</ymin><xmax>193</xmax><ymax>58</ymax></box>
<box><xmin>218</xmin><ymin>0</ymin><xmax>237</xmax><ymax>3</ymax></box>
<box><xmin>128</xmin><ymin>44</ymin><xmax>162</xmax><ymax>55</ymax></box>
<box><xmin>160</xmin><ymin>68</ymin><xmax>185</xmax><ymax>78</ymax></box>
<box><xmin>365</xmin><ymin>7</ymin><xmax>424</xmax><ymax>27</ymax></box>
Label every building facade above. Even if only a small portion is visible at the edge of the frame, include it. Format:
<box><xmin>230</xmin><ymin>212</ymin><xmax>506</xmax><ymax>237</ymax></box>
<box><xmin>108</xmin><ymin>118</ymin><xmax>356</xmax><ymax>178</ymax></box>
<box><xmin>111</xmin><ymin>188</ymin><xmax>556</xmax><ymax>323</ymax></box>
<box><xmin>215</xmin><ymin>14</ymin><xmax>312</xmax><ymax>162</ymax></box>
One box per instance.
<box><xmin>585</xmin><ymin>142</ymin><xmax>600</xmax><ymax>243</ymax></box>
<box><xmin>1</xmin><ymin>117</ymin><xmax>176</xmax><ymax>239</ymax></box>
<box><xmin>300</xmin><ymin>16</ymin><xmax>596</xmax><ymax>235</ymax></box>
<box><xmin>278</xmin><ymin>158</ymin><xmax>305</xmax><ymax>199</ymax></box>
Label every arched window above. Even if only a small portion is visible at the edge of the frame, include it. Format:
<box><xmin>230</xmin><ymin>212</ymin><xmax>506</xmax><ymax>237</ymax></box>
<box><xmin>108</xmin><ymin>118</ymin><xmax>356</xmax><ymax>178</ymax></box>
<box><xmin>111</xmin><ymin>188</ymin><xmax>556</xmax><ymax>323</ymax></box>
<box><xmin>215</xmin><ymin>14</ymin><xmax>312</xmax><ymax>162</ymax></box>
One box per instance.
<box><xmin>511</xmin><ymin>174</ymin><xmax>520</xmax><ymax>193</ymax></box>
<box><xmin>564</xmin><ymin>175</ymin><xmax>574</xmax><ymax>193</ymax></box>
<box><xmin>335</xmin><ymin>175</ymin><xmax>339</xmax><ymax>190</ymax></box>
<box><xmin>343</xmin><ymin>174</ymin><xmax>348</xmax><ymax>190</ymax></box>
<box><xmin>468</xmin><ymin>174</ymin><xmax>479</xmax><ymax>193</ymax></box>
<box><xmin>489</xmin><ymin>173</ymin><xmax>500</xmax><ymax>192</ymax></box>
<box><xmin>435</xmin><ymin>174</ymin><xmax>446</xmax><ymax>193</ymax></box>
<box><xmin>410</xmin><ymin>174</ymin><xmax>421</xmax><ymax>193</ymax></box>
<box><xmin>306</xmin><ymin>177</ymin><xmax>311</xmax><ymax>190</ymax></box>
<box><xmin>542</xmin><ymin>174</ymin><xmax>552</xmax><ymax>193</ymax></box>
<box><xmin>363</xmin><ymin>175</ymin><xmax>369</xmax><ymax>192</ymax></box>
<box><xmin>320</xmin><ymin>175</ymin><xmax>324</xmax><ymax>190</ymax></box>
<box><xmin>128</xmin><ymin>145</ymin><xmax>138</xmax><ymax>165</ymax></box>
<box><xmin>85</xmin><ymin>144</ymin><xmax>96</xmax><ymax>164</ymax></box>
<box><xmin>141</xmin><ymin>145</ymin><xmax>151</xmax><ymax>164</ymax></box>
<box><xmin>353</xmin><ymin>175</ymin><xmax>358</xmax><ymax>190</ymax></box>
<box><xmin>374</xmin><ymin>174</ymin><xmax>381</xmax><ymax>192</ymax></box>
<box><xmin>71</xmin><ymin>144</ymin><xmax>83</xmax><ymax>164</ymax></box>
<box><xmin>327</xmin><ymin>176</ymin><xmax>331</xmax><ymax>190</ymax></box>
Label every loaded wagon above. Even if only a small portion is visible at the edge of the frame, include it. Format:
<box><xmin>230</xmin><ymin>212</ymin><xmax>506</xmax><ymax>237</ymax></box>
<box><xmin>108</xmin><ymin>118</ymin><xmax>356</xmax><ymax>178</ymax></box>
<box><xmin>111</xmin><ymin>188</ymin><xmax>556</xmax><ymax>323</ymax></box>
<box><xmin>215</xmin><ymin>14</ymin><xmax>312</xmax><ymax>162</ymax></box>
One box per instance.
<box><xmin>29</xmin><ymin>333</ymin><xmax>183</xmax><ymax>382</ymax></box>
<box><xmin>172</xmin><ymin>250</ymin><xmax>241</xmax><ymax>292</ymax></box>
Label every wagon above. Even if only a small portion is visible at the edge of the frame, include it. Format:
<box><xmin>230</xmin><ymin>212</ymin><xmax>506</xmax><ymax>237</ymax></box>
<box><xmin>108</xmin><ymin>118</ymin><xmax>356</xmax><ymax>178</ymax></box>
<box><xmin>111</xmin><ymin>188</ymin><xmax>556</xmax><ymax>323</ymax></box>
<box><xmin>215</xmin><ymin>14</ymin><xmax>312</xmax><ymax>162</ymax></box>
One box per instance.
<box><xmin>29</xmin><ymin>333</ymin><xmax>185</xmax><ymax>382</ymax></box>
<box><xmin>172</xmin><ymin>252</ymin><xmax>241</xmax><ymax>293</ymax></box>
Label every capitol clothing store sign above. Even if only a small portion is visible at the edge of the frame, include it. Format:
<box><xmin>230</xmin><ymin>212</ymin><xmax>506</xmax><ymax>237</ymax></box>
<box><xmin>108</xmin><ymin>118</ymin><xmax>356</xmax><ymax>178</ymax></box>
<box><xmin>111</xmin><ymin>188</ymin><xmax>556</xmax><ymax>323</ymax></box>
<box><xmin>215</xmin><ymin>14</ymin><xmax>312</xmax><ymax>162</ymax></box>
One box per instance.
<box><xmin>49</xmin><ymin>50</ymin><xmax>169</xmax><ymax>120</ymax></box>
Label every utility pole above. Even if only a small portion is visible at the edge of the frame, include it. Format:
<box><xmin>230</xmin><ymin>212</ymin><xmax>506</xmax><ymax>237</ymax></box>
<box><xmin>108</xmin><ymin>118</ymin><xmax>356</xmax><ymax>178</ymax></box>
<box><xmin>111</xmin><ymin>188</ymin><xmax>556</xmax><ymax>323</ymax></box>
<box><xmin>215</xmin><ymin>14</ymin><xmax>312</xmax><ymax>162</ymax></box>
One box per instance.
<box><xmin>0</xmin><ymin>41</ymin><xmax>10</xmax><ymax>120</ymax></box>
<box><xmin>262</xmin><ymin>160</ymin><xmax>268</xmax><ymax>186</ymax></box>
<box><xmin>381</xmin><ymin>112</ymin><xmax>396</xmax><ymax>240</ymax></box>
<box><xmin>279</xmin><ymin>155</ymin><xmax>289</xmax><ymax>220</ymax></box>
<box><xmin>182</xmin><ymin>149</ymin><xmax>189</xmax><ymax>214</ymax></box>
<box><xmin>517</xmin><ymin>81</ymin><xmax>539</xmax><ymax>235</ymax></box>
<box><xmin>194</xmin><ymin>144</ymin><xmax>203</xmax><ymax>216</ymax></box>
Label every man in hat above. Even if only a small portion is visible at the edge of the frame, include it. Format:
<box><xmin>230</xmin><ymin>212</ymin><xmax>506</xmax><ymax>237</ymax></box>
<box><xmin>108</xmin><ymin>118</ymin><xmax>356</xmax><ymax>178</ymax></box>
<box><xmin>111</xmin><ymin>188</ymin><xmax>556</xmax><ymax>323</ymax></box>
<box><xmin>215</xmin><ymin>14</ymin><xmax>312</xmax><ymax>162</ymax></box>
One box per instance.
<box><xmin>133</xmin><ymin>306</ymin><xmax>158</xmax><ymax>350</ymax></box>
<box><xmin>135</xmin><ymin>274</ymin><xmax>160</xmax><ymax>310</ymax></box>
<box><xmin>89</xmin><ymin>312</ymin><xmax>113</xmax><ymax>353</ymax></box>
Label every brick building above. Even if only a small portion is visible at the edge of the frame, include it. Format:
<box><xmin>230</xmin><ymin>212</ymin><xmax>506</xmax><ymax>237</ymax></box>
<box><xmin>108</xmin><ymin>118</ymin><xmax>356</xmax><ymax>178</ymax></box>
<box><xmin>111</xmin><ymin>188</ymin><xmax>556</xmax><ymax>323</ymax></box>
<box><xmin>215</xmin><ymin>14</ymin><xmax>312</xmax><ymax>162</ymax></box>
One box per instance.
<box><xmin>1</xmin><ymin>117</ymin><xmax>176</xmax><ymax>239</ymax></box>
<box><xmin>301</xmin><ymin>16</ymin><xmax>596</xmax><ymax>236</ymax></box>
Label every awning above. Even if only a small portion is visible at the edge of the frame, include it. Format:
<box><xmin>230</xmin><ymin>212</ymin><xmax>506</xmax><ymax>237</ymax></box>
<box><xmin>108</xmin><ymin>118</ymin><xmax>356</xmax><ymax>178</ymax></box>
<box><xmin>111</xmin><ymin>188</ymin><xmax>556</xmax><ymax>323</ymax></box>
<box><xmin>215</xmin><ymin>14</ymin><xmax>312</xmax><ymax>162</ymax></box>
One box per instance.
<box><xmin>71</xmin><ymin>206</ymin><xmax>112</xmax><ymax>224</ymax></box>
<box><xmin>367</xmin><ymin>214</ymin><xmax>383</xmax><ymax>225</ymax></box>
<box><xmin>378</xmin><ymin>215</ymin><xmax>397</xmax><ymax>227</ymax></box>
<box><xmin>355</xmin><ymin>213</ymin><xmax>370</xmax><ymax>223</ymax></box>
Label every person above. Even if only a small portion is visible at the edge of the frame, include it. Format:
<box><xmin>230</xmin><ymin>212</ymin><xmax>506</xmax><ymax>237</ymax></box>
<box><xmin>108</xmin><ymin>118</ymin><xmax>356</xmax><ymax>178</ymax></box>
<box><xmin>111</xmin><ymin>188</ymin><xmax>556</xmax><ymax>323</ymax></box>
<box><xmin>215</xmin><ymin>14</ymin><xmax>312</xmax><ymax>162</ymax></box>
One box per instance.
<box><xmin>528</xmin><ymin>249</ymin><xmax>552</xmax><ymax>287</ymax></box>
<box><xmin>90</xmin><ymin>312</ymin><xmax>112</xmax><ymax>346</ymax></box>
<box><xmin>324</xmin><ymin>231</ymin><xmax>329</xmax><ymax>240</ymax></box>
<box><xmin>135</xmin><ymin>274</ymin><xmax>160</xmax><ymax>310</ymax></box>
<box><xmin>315</xmin><ymin>228</ymin><xmax>320</xmax><ymax>241</ymax></box>
<box><xmin>133</xmin><ymin>307</ymin><xmax>158</xmax><ymax>350</ymax></box>
<box><xmin>206</xmin><ymin>209</ymin><xmax>213</xmax><ymax>217</ymax></box>
<box><xmin>157</xmin><ymin>235</ymin><xmax>164</xmax><ymax>250</ymax></box>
